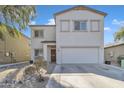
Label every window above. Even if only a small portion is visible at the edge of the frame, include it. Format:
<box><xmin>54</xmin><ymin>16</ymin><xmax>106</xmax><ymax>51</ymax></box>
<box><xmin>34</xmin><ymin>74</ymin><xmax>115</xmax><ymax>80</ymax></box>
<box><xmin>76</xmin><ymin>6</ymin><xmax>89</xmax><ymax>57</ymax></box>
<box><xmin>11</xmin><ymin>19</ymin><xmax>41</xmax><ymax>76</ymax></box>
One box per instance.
<box><xmin>74</xmin><ymin>21</ymin><xmax>87</xmax><ymax>31</ymax></box>
<box><xmin>39</xmin><ymin>30</ymin><xmax>44</xmax><ymax>37</ymax></box>
<box><xmin>91</xmin><ymin>20</ymin><xmax>100</xmax><ymax>32</ymax></box>
<box><xmin>34</xmin><ymin>30</ymin><xmax>44</xmax><ymax>38</ymax></box>
<box><xmin>61</xmin><ymin>20</ymin><xmax>69</xmax><ymax>32</ymax></box>
<box><xmin>34</xmin><ymin>49</ymin><xmax>43</xmax><ymax>57</ymax></box>
<box><xmin>74</xmin><ymin>21</ymin><xmax>80</xmax><ymax>30</ymax></box>
<box><xmin>34</xmin><ymin>31</ymin><xmax>39</xmax><ymax>37</ymax></box>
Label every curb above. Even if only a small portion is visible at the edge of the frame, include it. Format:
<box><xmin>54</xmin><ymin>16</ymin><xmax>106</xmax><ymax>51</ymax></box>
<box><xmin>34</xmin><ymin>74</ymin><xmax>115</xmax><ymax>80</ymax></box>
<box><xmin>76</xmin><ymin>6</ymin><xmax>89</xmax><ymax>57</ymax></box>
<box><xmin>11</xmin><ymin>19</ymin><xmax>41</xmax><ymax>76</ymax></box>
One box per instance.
<box><xmin>102</xmin><ymin>64</ymin><xmax>124</xmax><ymax>71</ymax></box>
<box><xmin>0</xmin><ymin>61</ymin><xmax>29</xmax><ymax>68</ymax></box>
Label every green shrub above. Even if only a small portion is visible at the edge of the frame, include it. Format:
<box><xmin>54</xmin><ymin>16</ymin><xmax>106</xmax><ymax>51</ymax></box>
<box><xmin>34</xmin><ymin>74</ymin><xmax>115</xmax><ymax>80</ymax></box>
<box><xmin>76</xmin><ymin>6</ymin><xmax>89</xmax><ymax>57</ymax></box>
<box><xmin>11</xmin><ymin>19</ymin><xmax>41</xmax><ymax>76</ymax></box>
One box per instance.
<box><xmin>117</xmin><ymin>56</ymin><xmax>124</xmax><ymax>65</ymax></box>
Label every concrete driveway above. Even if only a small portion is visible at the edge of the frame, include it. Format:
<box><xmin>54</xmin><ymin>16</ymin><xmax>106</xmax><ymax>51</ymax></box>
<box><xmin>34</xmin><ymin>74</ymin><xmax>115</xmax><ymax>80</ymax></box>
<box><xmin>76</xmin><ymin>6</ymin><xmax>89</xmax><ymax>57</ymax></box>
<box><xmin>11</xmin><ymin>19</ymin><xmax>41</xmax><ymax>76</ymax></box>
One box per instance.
<box><xmin>46</xmin><ymin>64</ymin><xmax>124</xmax><ymax>88</ymax></box>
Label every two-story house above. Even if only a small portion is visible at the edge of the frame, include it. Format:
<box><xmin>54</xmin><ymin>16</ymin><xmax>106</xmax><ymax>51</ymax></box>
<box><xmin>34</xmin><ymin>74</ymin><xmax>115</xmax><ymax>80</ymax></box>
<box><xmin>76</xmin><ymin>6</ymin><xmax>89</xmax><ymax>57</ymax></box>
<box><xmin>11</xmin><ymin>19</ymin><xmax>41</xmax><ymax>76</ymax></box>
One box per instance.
<box><xmin>30</xmin><ymin>6</ymin><xmax>107</xmax><ymax>64</ymax></box>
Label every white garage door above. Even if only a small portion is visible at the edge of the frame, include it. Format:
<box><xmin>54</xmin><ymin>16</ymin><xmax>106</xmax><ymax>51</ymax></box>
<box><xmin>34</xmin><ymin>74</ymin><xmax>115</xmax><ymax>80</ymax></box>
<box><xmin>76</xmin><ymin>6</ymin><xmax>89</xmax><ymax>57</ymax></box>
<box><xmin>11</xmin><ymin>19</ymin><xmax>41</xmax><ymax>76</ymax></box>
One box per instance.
<box><xmin>61</xmin><ymin>47</ymin><xmax>99</xmax><ymax>64</ymax></box>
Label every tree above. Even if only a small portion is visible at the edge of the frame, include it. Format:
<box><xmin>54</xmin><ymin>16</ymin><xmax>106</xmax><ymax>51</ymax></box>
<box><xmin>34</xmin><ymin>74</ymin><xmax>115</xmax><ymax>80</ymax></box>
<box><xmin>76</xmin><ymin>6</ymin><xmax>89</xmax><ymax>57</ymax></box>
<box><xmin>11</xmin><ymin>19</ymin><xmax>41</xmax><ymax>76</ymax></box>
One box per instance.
<box><xmin>0</xmin><ymin>5</ymin><xmax>36</xmax><ymax>39</ymax></box>
<box><xmin>0</xmin><ymin>24</ymin><xmax>23</xmax><ymax>40</ymax></box>
<box><xmin>114</xmin><ymin>27</ymin><xmax>124</xmax><ymax>41</ymax></box>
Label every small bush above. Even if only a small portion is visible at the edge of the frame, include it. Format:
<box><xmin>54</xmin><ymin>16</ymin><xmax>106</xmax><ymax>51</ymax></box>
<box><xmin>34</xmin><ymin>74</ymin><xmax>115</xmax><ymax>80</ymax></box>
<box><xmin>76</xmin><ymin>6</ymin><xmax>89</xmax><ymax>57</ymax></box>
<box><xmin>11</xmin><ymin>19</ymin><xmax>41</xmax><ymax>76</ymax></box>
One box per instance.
<box><xmin>24</xmin><ymin>65</ymin><xmax>36</xmax><ymax>75</ymax></box>
<box><xmin>34</xmin><ymin>56</ymin><xmax>47</xmax><ymax>71</ymax></box>
<box><xmin>117</xmin><ymin>56</ymin><xmax>124</xmax><ymax>65</ymax></box>
<box><xmin>33</xmin><ymin>56</ymin><xmax>47</xmax><ymax>82</ymax></box>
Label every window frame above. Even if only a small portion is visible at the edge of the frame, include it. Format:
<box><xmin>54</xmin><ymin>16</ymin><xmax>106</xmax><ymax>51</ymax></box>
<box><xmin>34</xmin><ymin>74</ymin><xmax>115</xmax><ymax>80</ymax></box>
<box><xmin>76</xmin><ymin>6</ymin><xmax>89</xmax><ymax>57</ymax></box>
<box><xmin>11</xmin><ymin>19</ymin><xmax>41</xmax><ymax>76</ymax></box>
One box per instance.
<box><xmin>39</xmin><ymin>30</ymin><xmax>44</xmax><ymax>38</ymax></box>
<box><xmin>90</xmin><ymin>20</ymin><xmax>100</xmax><ymax>32</ymax></box>
<box><xmin>34</xmin><ymin>49</ymin><xmax>39</xmax><ymax>57</ymax></box>
<box><xmin>34</xmin><ymin>30</ymin><xmax>39</xmax><ymax>38</ymax></box>
<box><xmin>74</xmin><ymin>20</ymin><xmax>88</xmax><ymax>32</ymax></box>
<box><xmin>60</xmin><ymin>20</ymin><xmax>70</xmax><ymax>32</ymax></box>
<box><xmin>34</xmin><ymin>49</ymin><xmax>43</xmax><ymax>57</ymax></box>
<box><xmin>34</xmin><ymin>30</ymin><xmax>44</xmax><ymax>38</ymax></box>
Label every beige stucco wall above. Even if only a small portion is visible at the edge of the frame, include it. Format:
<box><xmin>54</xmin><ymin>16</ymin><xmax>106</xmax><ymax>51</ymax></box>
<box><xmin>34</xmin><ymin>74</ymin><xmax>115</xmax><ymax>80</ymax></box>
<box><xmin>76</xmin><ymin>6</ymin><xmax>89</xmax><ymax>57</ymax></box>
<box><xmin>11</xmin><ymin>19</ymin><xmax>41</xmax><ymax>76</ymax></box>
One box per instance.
<box><xmin>104</xmin><ymin>45</ymin><xmax>124</xmax><ymax>63</ymax></box>
<box><xmin>56</xmin><ymin>10</ymin><xmax>104</xmax><ymax>46</ymax></box>
<box><xmin>31</xmin><ymin>26</ymin><xmax>55</xmax><ymax>49</ymax></box>
<box><xmin>30</xmin><ymin>26</ymin><xmax>56</xmax><ymax>61</ymax></box>
<box><xmin>0</xmin><ymin>30</ymin><xmax>31</xmax><ymax>64</ymax></box>
<box><xmin>56</xmin><ymin>10</ymin><xmax>104</xmax><ymax>64</ymax></box>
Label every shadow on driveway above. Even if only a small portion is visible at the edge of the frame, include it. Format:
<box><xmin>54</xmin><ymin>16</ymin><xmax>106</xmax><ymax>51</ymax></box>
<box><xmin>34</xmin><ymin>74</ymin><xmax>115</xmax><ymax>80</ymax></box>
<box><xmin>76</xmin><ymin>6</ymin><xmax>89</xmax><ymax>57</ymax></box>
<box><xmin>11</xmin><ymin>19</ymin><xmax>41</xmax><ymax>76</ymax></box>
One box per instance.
<box><xmin>46</xmin><ymin>64</ymin><xmax>124</xmax><ymax>88</ymax></box>
<box><xmin>52</xmin><ymin>64</ymin><xmax>124</xmax><ymax>81</ymax></box>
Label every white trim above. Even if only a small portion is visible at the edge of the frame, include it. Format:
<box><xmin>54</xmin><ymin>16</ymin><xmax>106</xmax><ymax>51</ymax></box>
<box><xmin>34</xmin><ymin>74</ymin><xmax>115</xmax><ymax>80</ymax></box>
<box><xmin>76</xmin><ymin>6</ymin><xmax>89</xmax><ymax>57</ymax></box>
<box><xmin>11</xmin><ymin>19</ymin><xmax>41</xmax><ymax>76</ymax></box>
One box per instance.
<box><xmin>61</xmin><ymin>46</ymin><xmax>100</xmax><ymax>48</ymax></box>
<box><xmin>48</xmin><ymin>47</ymin><xmax>56</xmax><ymax>63</ymax></box>
<box><xmin>43</xmin><ymin>43</ymin><xmax>56</xmax><ymax>63</ymax></box>
<box><xmin>60</xmin><ymin>20</ymin><xmax>70</xmax><ymax>32</ymax></box>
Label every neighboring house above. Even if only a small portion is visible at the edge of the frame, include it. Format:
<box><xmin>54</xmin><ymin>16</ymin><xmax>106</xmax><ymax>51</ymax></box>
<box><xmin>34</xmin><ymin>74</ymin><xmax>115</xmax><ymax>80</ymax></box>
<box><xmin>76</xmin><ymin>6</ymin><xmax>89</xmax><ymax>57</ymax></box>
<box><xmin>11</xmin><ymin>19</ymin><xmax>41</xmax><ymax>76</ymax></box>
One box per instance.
<box><xmin>104</xmin><ymin>42</ymin><xmax>124</xmax><ymax>66</ymax></box>
<box><xmin>30</xmin><ymin>6</ymin><xmax>107</xmax><ymax>64</ymax></box>
<box><xmin>0</xmin><ymin>28</ymin><xmax>31</xmax><ymax>64</ymax></box>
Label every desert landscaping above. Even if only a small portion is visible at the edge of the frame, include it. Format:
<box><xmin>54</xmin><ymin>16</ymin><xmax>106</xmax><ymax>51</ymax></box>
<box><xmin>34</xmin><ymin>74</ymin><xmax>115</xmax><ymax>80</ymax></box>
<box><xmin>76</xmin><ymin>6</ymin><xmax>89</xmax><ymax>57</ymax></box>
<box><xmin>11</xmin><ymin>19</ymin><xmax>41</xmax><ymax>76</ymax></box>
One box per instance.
<box><xmin>0</xmin><ymin>60</ymin><xmax>49</xmax><ymax>88</ymax></box>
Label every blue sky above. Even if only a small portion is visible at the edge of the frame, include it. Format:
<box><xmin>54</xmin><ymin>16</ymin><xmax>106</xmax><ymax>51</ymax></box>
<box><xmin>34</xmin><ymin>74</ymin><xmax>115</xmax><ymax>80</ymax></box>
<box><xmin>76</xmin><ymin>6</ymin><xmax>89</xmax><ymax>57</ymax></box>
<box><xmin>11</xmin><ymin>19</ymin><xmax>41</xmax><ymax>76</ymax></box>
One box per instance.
<box><xmin>23</xmin><ymin>5</ymin><xmax>124</xmax><ymax>44</ymax></box>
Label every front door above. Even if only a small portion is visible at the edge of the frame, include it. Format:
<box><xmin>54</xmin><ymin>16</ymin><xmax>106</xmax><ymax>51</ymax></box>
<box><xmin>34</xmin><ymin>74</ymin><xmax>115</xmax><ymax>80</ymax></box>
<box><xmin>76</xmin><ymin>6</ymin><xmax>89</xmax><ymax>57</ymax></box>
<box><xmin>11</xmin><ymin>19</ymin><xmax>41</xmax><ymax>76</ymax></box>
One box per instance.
<box><xmin>51</xmin><ymin>49</ymin><xmax>56</xmax><ymax>63</ymax></box>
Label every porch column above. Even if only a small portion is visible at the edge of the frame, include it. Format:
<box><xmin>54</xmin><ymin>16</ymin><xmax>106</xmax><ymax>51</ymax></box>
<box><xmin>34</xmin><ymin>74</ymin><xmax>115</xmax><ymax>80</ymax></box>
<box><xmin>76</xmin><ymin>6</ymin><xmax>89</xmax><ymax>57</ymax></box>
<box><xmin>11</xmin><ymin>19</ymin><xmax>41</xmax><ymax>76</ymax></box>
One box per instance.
<box><xmin>43</xmin><ymin>44</ymin><xmax>47</xmax><ymax>61</ymax></box>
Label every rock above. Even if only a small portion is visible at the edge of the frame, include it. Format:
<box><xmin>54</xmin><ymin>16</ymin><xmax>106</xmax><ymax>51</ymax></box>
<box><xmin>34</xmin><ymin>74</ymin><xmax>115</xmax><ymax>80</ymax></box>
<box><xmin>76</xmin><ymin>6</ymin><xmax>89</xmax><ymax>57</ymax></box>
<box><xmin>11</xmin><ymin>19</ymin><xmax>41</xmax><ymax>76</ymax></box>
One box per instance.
<box><xmin>12</xmin><ymin>80</ymin><xmax>16</xmax><ymax>84</ymax></box>
<box><xmin>24</xmin><ymin>65</ymin><xmax>36</xmax><ymax>75</ymax></box>
<box><xmin>25</xmin><ymin>80</ymin><xmax>33</xmax><ymax>88</ymax></box>
<box><xmin>26</xmin><ymin>75</ymin><xmax>32</xmax><ymax>80</ymax></box>
<box><xmin>31</xmin><ymin>77</ymin><xmax>36</xmax><ymax>81</ymax></box>
<box><xmin>36</xmin><ymin>75</ymin><xmax>45</xmax><ymax>82</ymax></box>
<box><xmin>18</xmin><ymin>80</ymin><xmax>23</xmax><ymax>84</ymax></box>
<box><xmin>5</xmin><ymin>80</ymin><xmax>8</xmax><ymax>84</ymax></box>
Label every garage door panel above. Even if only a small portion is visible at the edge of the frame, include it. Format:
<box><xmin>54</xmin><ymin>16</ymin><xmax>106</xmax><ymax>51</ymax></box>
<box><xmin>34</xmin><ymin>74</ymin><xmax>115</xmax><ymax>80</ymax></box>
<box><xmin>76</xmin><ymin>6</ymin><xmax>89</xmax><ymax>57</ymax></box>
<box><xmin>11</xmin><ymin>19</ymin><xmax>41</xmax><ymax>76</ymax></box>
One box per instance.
<box><xmin>61</xmin><ymin>48</ymin><xmax>99</xmax><ymax>64</ymax></box>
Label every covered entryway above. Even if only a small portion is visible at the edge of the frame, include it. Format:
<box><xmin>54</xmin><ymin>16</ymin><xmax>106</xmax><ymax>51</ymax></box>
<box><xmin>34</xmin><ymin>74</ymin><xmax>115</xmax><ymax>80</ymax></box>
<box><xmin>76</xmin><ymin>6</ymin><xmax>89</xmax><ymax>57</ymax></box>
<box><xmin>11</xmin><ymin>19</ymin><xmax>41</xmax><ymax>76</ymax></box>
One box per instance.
<box><xmin>61</xmin><ymin>47</ymin><xmax>99</xmax><ymax>64</ymax></box>
<box><xmin>42</xmin><ymin>41</ymin><xmax>56</xmax><ymax>64</ymax></box>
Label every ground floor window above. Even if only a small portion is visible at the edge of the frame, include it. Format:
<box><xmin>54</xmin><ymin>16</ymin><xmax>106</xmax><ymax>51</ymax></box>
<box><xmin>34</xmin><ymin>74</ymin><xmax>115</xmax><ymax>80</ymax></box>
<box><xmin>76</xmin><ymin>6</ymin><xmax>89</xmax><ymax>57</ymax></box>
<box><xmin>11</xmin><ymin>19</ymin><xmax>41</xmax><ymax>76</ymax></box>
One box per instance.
<box><xmin>34</xmin><ymin>49</ymin><xmax>43</xmax><ymax>57</ymax></box>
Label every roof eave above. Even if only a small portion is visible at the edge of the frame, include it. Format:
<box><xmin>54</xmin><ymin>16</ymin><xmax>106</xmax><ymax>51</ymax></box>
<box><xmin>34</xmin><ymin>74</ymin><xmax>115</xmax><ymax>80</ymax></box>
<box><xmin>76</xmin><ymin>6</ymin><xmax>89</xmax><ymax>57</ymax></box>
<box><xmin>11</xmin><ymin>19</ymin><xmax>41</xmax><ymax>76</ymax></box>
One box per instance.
<box><xmin>29</xmin><ymin>25</ymin><xmax>56</xmax><ymax>27</ymax></box>
<box><xmin>54</xmin><ymin>5</ymin><xmax>107</xmax><ymax>17</ymax></box>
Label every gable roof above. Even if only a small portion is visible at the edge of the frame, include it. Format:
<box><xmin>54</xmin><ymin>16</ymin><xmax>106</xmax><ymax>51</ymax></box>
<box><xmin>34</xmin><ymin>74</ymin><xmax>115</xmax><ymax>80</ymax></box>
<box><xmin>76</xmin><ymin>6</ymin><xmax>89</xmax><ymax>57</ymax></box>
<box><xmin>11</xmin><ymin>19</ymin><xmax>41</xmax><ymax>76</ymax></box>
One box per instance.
<box><xmin>54</xmin><ymin>5</ymin><xmax>107</xmax><ymax>17</ymax></box>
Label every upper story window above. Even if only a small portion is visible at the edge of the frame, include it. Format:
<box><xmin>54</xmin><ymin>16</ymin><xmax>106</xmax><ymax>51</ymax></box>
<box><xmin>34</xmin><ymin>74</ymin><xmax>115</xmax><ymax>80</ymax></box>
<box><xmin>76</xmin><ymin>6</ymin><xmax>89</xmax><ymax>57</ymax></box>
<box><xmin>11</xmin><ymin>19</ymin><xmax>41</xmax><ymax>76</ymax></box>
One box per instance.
<box><xmin>34</xmin><ymin>30</ymin><xmax>44</xmax><ymax>38</ymax></box>
<box><xmin>74</xmin><ymin>21</ymin><xmax>87</xmax><ymax>31</ymax></box>
<box><xmin>91</xmin><ymin>20</ymin><xmax>100</xmax><ymax>32</ymax></box>
<box><xmin>61</xmin><ymin>20</ymin><xmax>70</xmax><ymax>32</ymax></box>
